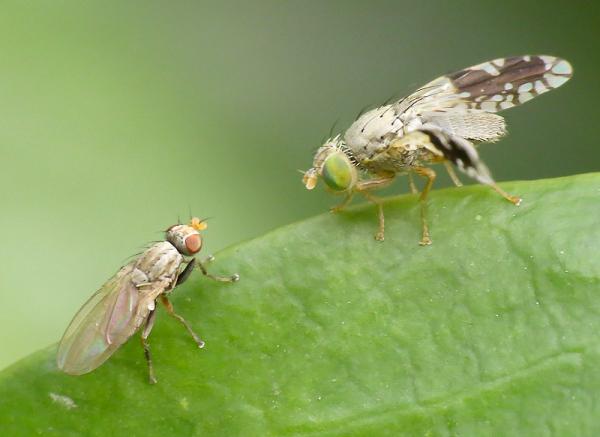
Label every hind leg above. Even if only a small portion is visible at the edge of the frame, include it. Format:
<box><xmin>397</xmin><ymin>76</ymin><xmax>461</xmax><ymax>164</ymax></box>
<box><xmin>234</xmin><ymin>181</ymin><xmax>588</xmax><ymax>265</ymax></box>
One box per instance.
<box><xmin>141</xmin><ymin>310</ymin><xmax>158</xmax><ymax>384</ymax></box>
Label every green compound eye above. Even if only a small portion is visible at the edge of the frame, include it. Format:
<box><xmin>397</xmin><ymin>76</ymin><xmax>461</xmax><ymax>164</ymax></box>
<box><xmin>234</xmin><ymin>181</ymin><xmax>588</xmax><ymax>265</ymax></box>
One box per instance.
<box><xmin>322</xmin><ymin>152</ymin><xmax>355</xmax><ymax>192</ymax></box>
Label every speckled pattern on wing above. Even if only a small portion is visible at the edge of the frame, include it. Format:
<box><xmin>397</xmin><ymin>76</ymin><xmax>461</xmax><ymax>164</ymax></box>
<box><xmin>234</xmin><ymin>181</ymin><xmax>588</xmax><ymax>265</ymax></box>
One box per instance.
<box><xmin>444</xmin><ymin>55</ymin><xmax>573</xmax><ymax>111</ymax></box>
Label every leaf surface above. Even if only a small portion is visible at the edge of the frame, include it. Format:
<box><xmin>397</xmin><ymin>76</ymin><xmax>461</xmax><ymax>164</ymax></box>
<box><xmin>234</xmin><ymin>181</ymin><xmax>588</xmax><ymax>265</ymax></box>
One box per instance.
<box><xmin>1</xmin><ymin>173</ymin><xmax>599</xmax><ymax>436</ymax></box>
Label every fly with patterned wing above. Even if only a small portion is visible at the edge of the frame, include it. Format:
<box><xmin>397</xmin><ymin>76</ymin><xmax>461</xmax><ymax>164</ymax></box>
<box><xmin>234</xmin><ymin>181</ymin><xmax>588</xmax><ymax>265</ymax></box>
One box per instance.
<box><xmin>303</xmin><ymin>55</ymin><xmax>573</xmax><ymax>245</ymax></box>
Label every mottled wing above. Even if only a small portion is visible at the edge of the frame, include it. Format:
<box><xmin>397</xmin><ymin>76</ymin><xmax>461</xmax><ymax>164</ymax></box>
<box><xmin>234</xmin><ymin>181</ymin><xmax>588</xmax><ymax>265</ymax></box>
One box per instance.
<box><xmin>56</xmin><ymin>263</ymin><xmax>165</xmax><ymax>375</ymax></box>
<box><xmin>397</xmin><ymin>55</ymin><xmax>572</xmax><ymax>115</ymax></box>
<box><xmin>441</xmin><ymin>55</ymin><xmax>572</xmax><ymax>112</ymax></box>
<box><xmin>395</xmin><ymin>55</ymin><xmax>572</xmax><ymax>142</ymax></box>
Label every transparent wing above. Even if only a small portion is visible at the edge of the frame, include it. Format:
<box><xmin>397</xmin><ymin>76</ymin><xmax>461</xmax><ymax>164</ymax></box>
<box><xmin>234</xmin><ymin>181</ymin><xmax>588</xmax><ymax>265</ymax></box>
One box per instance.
<box><xmin>56</xmin><ymin>263</ymin><xmax>163</xmax><ymax>375</ymax></box>
<box><xmin>395</xmin><ymin>55</ymin><xmax>572</xmax><ymax>116</ymax></box>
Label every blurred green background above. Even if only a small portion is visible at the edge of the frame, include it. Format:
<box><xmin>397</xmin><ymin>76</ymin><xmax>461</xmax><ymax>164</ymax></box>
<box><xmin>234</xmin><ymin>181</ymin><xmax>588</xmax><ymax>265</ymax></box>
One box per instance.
<box><xmin>0</xmin><ymin>1</ymin><xmax>598</xmax><ymax>371</ymax></box>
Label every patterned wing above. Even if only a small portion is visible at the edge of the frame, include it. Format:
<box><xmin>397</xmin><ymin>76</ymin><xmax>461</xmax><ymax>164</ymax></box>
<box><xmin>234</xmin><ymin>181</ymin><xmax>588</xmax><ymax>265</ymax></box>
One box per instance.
<box><xmin>396</xmin><ymin>55</ymin><xmax>572</xmax><ymax>115</ymax></box>
<box><xmin>393</xmin><ymin>55</ymin><xmax>572</xmax><ymax>143</ymax></box>
<box><xmin>442</xmin><ymin>55</ymin><xmax>572</xmax><ymax>112</ymax></box>
<box><xmin>57</xmin><ymin>263</ymin><xmax>168</xmax><ymax>375</ymax></box>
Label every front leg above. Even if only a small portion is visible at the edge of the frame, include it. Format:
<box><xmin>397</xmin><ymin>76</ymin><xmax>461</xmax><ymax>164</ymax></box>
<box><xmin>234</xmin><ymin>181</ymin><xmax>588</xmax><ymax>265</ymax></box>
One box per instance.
<box><xmin>355</xmin><ymin>174</ymin><xmax>395</xmax><ymax>241</ymax></box>
<box><xmin>176</xmin><ymin>257</ymin><xmax>239</xmax><ymax>285</ymax></box>
<box><xmin>330</xmin><ymin>192</ymin><xmax>354</xmax><ymax>213</ymax></box>
<box><xmin>197</xmin><ymin>258</ymin><xmax>240</xmax><ymax>283</ymax></box>
<box><xmin>176</xmin><ymin>258</ymin><xmax>196</xmax><ymax>286</ymax></box>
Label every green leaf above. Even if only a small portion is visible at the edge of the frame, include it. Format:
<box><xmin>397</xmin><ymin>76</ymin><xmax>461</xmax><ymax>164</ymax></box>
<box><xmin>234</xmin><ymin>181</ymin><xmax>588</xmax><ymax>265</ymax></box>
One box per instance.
<box><xmin>1</xmin><ymin>173</ymin><xmax>599</xmax><ymax>436</ymax></box>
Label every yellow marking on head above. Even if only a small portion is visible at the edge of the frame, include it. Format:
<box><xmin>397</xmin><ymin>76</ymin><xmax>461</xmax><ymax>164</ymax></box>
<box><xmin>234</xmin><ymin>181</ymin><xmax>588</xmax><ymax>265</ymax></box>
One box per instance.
<box><xmin>190</xmin><ymin>217</ymin><xmax>208</xmax><ymax>231</ymax></box>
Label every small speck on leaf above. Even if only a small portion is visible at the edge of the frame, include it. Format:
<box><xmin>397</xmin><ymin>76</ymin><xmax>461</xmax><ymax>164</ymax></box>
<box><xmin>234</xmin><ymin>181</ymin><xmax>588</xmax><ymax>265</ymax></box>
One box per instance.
<box><xmin>180</xmin><ymin>397</ymin><xmax>189</xmax><ymax>410</ymax></box>
<box><xmin>49</xmin><ymin>393</ymin><xmax>77</xmax><ymax>410</ymax></box>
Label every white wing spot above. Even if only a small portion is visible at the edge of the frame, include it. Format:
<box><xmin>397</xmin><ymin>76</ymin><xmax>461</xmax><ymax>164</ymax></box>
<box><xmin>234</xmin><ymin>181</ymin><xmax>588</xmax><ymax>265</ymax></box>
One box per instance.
<box><xmin>478</xmin><ymin>62</ymin><xmax>500</xmax><ymax>76</ymax></box>
<box><xmin>504</xmin><ymin>83</ymin><xmax>513</xmax><ymax>90</ymax></box>
<box><xmin>148</xmin><ymin>301</ymin><xmax>155</xmax><ymax>311</ymax></box>
<box><xmin>518</xmin><ymin>83</ymin><xmax>533</xmax><ymax>93</ymax></box>
<box><xmin>492</xmin><ymin>95</ymin><xmax>504</xmax><ymax>102</ymax></box>
<box><xmin>552</xmin><ymin>60</ymin><xmax>572</xmax><ymax>75</ymax></box>
<box><xmin>523</xmin><ymin>55</ymin><xmax>531</xmax><ymax>62</ymax></box>
<box><xmin>544</xmin><ymin>73</ymin><xmax>570</xmax><ymax>88</ymax></box>
<box><xmin>518</xmin><ymin>92</ymin><xmax>534</xmax><ymax>103</ymax></box>
<box><xmin>49</xmin><ymin>393</ymin><xmax>77</xmax><ymax>410</ymax></box>
<box><xmin>540</xmin><ymin>55</ymin><xmax>556</xmax><ymax>67</ymax></box>
<box><xmin>500</xmin><ymin>101</ymin><xmax>515</xmax><ymax>109</ymax></box>
<box><xmin>492</xmin><ymin>58</ymin><xmax>505</xmax><ymax>67</ymax></box>
<box><xmin>534</xmin><ymin>80</ymin><xmax>547</xmax><ymax>94</ymax></box>
<box><xmin>481</xmin><ymin>101</ymin><xmax>497</xmax><ymax>112</ymax></box>
<box><xmin>506</xmin><ymin>94</ymin><xmax>514</xmax><ymax>102</ymax></box>
<box><xmin>458</xmin><ymin>92</ymin><xmax>471</xmax><ymax>98</ymax></box>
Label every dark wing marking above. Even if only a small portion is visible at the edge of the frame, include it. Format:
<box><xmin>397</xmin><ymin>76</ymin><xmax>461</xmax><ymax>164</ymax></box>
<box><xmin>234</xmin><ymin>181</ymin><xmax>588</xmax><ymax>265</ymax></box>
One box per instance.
<box><xmin>394</xmin><ymin>55</ymin><xmax>572</xmax><ymax>116</ymax></box>
<box><xmin>445</xmin><ymin>55</ymin><xmax>572</xmax><ymax>112</ymax></box>
<box><xmin>420</xmin><ymin>124</ymin><xmax>493</xmax><ymax>185</ymax></box>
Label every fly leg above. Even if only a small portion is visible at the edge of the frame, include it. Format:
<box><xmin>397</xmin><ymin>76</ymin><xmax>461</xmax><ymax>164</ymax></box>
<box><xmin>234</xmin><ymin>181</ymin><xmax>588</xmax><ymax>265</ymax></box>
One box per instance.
<box><xmin>330</xmin><ymin>192</ymin><xmax>354</xmax><ymax>213</ymax></box>
<box><xmin>160</xmin><ymin>295</ymin><xmax>205</xmax><ymax>348</ymax></box>
<box><xmin>197</xmin><ymin>259</ymin><xmax>240</xmax><ymax>283</ymax></box>
<box><xmin>413</xmin><ymin>166</ymin><xmax>437</xmax><ymax>246</ymax></box>
<box><xmin>421</xmin><ymin>125</ymin><xmax>520</xmax><ymax>206</ymax></box>
<box><xmin>489</xmin><ymin>183</ymin><xmax>522</xmax><ymax>206</ymax></box>
<box><xmin>201</xmin><ymin>254</ymin><xmax>215</xmax><ymax>264</ymax></box>
<box><xmin>141</xmin><ymin>309</ymin><xmax>158</xmax><ymax>384</ymax></box>
<box><xmin>176</xmin><ymin>258</ymin><xmax>196</xmax><ymax>286</ymax></box>
<box><xmin>407</xmin><ymin>173</ymin><xmax>418</xmax><ymax>194</ymax></box>
<box><xmin>355</xmin><ymin>175</ymin><xmax>395</xmax><ymax>242</ymax></box>
<box><xmin>362</xmin><ymin>191</ymin><xmax>385</xmax><ymax>242</ymax></box>
<box><xmin>444</xmin><ymin>161</ymin><xmax>463</xmax><ymax>187</ymax></box>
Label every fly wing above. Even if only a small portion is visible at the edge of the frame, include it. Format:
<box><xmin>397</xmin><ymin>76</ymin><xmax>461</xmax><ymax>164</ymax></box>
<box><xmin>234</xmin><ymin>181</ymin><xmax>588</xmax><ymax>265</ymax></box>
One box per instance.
<box><xmin>440</xmin><ymin>55</ymin><xmax>572</xmax><ymax>112</ymax></box>
<box><xmin>421</xmin><ymin>109</ymin><xmax>507</xmax><ymax>143</ymax></box>
<box><xmin>57</xmin><ymin>263</ymin><xmax>167</xmax><ymax>375</ymax></box>
<box><xmin>395</xmin><ymin>55</ymin><xmax>572</xmax><ymax>116</ymax></box>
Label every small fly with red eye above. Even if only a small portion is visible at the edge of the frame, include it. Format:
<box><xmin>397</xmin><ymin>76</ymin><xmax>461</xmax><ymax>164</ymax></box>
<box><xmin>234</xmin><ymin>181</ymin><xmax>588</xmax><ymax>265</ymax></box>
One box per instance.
<box><xmin>57</xmin><ymin>217</ymin><xmax>239</xmax><ymax>384</ymax></box>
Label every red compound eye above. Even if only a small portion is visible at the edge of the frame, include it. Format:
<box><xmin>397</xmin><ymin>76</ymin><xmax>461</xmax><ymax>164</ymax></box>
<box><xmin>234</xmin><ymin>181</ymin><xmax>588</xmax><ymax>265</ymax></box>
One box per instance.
<box><xmin>184</xmin><ymin>234</ymin><xmax>202</xmax><ymax>254</ymax></box>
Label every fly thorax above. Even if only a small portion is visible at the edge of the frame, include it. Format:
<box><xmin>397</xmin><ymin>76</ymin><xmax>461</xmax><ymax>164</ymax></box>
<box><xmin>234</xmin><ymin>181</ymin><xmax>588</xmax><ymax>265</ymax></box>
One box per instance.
<box><xmin>345</xmin><ymin>105</ymin><xmax>402</xmax><ymax>162</ymax></box>
<box><xmin>130</xmin><ymin>267</ymin><xmax>149</xmax><ymax>286</ymax></box>
<box><xmin>403</xmin><ymin>114</ymin><xmax>424</xmax><ymax>133</ymax></box>
<box><xmin>136</xmin><ymin>241</ymin><xmax>183</xmax><ymax>282</ymax></box>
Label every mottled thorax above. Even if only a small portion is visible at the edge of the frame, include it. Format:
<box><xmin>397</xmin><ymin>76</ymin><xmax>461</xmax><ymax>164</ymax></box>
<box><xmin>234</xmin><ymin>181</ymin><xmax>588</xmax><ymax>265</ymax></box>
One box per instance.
<box><xmin>135</xmin><ymin>241</ymin><xmax>183</xmax><ymax>283</ymax></box>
